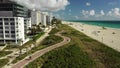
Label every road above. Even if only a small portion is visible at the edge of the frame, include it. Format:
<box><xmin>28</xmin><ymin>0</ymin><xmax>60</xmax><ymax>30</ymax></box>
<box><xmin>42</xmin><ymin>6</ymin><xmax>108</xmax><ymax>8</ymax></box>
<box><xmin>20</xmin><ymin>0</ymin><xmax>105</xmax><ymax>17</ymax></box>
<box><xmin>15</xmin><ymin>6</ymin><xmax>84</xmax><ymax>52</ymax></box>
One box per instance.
<box><xmin>11</xmin><ymin>31</ymin><xmax>71</xmax><ymax>68</ymax></box>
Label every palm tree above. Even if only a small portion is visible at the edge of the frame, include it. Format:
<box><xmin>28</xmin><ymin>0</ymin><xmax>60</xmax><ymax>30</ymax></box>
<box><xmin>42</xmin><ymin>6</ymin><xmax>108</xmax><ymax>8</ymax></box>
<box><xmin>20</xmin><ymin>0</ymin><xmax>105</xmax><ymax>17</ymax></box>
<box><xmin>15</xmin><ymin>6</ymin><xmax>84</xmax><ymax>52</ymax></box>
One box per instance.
<box><xmin>18</xmin><ymin>46</ymin><xmax>22</xmax><ymax>55</ymax></box>
<box><xmin>18</xmin><ymin>39</ymin><xmax>23</xmax><ymax>55</ymax></box>
<box><xmin>31</xmin><ymin>28</ymin><xmax>36</xmax><ymax>35</ymax></box>
<box><xmin>51</xmin><ymin>17</ymin><xmax>57</xmax><ymax>25</ymax></box>
<box><xmin>32</xmin><ymin>36</ymin><xmax>37</xmax><ymax>47</ymax></box>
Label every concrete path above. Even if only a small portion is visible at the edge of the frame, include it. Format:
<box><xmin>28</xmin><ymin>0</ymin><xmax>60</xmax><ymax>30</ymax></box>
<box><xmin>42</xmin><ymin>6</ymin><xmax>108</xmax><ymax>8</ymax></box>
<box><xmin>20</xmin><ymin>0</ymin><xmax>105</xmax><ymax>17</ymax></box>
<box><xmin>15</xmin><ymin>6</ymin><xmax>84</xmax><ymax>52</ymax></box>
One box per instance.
<box><xmin>3</xmin><ymin>28</ymin><xmax>52</xmax><ymax>68</ymax></box>
<box><xmin>11</xmin><ymin>31</ymin><xmax>70</xmax><ymax>68</ymax></box>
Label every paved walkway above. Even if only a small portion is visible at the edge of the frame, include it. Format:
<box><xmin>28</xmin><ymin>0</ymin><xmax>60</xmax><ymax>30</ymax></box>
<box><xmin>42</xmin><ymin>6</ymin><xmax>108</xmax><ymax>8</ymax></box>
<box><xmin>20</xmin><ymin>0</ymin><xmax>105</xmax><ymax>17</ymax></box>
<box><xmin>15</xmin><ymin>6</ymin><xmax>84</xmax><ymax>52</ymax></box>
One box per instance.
<box><xmin>3</xmin><ymin>28</ymin><xmax>52</xmax><ymax>68</ymax></box>
<box><xmin>11</xmin><ymin>31</ymin><xmax>71</xmax><ymax>68</ymax></box>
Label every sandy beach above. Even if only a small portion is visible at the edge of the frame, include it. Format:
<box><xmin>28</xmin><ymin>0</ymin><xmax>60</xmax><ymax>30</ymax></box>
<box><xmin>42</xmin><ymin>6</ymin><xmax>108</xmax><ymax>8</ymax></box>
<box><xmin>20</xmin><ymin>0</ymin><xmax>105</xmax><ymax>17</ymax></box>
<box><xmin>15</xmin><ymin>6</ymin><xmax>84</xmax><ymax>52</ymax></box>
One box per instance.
<box><xmin>63</xmin><ymin>21</ymin><xmax>120</xmax><ymax>52</ymax></box>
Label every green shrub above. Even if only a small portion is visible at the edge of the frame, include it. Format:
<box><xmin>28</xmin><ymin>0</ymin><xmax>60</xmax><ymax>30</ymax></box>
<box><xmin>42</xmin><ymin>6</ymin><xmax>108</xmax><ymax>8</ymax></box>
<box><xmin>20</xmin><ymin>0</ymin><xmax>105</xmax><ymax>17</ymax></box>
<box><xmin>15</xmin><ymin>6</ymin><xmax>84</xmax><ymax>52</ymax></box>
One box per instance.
<box><xmin>0</xmin><ymin>44</ymin><xmax>5</xmax><ymax>46</ymax></box>
<box><xmin>41</xmin><ymin>35</ymin><xmax>63</xmax><ymax>46</ymax></box>
<box><xmin>49</xmin><ymin>28</ymin><xmax>60</xmax><ymax>35</ymax></box>
<box><xmin>33</xmin><ymin>32</ymin><xmax>45</xmax><ymax>41</ymax></box>
<box><xmin>25</xmin><ymin>44</ymin><xmax>95</xmax><ymax>68</ymax></box>
<box><xmin>0</xmin><ymin>51</ymin><xmax>12</xmax><ymax>58</ymax></box>
<box><xmin>0</xmin><ymin>59</ymin><xmax>9</xmax><ymax>67</ymax></box>
<box><xmin>4</xmin><ymin>45</ymin><xmax>19</xmax><ymax>49</ymax></box>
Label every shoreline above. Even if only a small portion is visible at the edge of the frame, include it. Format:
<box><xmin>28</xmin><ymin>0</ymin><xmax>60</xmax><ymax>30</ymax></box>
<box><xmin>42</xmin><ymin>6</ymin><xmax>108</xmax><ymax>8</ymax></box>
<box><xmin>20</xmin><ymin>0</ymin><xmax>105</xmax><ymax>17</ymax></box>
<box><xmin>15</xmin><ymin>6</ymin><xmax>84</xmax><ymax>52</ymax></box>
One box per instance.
<box><xmin>65</xmin><ymin>21</ymin><xmax>120</xmax><ymax>29</ymax></box>
<box><xmin>62</xmin><ymin>21</ymin><xmax>120</xmax><ymax>52</ymax></box>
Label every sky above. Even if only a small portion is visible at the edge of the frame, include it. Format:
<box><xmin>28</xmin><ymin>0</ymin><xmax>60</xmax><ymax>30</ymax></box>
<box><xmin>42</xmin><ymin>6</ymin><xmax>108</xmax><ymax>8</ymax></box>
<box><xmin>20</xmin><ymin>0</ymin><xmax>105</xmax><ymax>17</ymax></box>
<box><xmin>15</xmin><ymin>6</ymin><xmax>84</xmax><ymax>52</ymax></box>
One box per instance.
<box><xmin>53</xmin><ymin>0</ymin><xmax>120</xmax><ymax>20</ymax></box>
<box><xmin>11</xmin><ymin>0</ymin><xmax>120</xmax><ymax>20</ymax></box>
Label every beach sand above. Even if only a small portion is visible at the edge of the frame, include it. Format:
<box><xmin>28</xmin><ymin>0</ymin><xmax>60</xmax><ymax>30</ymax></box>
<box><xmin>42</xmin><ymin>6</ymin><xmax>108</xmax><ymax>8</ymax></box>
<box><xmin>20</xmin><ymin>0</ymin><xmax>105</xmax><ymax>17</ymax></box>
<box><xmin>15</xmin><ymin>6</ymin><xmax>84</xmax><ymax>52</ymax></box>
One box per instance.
<box><xmin>63</xmin><ymin>21</ymin><xmax>120</xmax><ymax>52</ymax></box>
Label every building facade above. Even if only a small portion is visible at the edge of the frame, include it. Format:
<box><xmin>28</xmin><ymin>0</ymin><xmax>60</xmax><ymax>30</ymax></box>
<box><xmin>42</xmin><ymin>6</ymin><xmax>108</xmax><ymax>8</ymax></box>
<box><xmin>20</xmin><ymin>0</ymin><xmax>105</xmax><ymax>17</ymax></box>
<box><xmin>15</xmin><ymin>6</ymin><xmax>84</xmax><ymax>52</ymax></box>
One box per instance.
<box><xmin>24</xmin><ymin>18</ymin><xmax>31</xmax><ymax>34</ymax></box>
<box><xmin>0</xmin><ymin>0</ymin><xmax>31</xmax><ymax>44</ymax></box>
<box><xmin>31</xmin><ymin>11</ymin><xmax>42</xmax><ymax>25</ymax></box>
<box><xmin>0</xmin><ymin>17</ymin><xmax>24</xmax><ymax>44</ymax></box>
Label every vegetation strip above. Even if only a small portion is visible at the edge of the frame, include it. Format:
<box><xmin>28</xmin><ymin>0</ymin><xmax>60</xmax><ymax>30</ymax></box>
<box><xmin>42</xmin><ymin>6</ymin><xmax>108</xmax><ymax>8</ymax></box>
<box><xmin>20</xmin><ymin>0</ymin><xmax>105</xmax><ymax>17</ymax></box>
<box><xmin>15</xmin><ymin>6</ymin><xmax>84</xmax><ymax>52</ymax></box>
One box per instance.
<box><xmin>0</xmin><ymin>58</ymin><xmax>9</xmax><ymax>67</ymax></box>
<box><xmin>12</xmin><ymin>28</ymin><xmax>63</xmax><ymax>64</ymax></box>
<box><xmin>0</xmin><ymin>51</ymin><xmax>12</xmax><ymax>58</ymax></box>
<box><xmin>25</xmin><ymin>24</ymin><xmax>120</xmax><ymax>68</ymax></box>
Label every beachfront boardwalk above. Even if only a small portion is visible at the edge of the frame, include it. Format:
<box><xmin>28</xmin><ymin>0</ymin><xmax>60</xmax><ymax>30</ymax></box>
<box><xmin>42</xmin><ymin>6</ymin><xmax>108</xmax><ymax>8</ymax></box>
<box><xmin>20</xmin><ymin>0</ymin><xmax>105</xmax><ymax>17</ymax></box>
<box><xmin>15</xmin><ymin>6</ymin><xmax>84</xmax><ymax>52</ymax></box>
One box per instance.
<box><xmin>11</xmin><ymin>31</ymin><xmax>71</xmax><ymax>68</ymax></box>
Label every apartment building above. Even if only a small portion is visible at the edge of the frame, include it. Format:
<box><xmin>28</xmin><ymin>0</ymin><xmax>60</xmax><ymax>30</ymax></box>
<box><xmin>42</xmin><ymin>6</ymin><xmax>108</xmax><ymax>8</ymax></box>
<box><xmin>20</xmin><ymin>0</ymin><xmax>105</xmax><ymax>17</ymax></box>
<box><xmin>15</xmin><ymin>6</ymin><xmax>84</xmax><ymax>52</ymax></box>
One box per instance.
<box><xmin>0</xmin><ymin>17</ymin><xmax>24</xmax><ymax>44</ymax></box>
<box><xmin>0</xmin><ymin>0</ymin><xmax>31</xmax><ymax>44</ymax></box>
<box><xmin>24</xmin><ymin>18</ymin><xmax>31</xmax><ymax>33</ymax></box>
<box><xmin>31</xmin><ymin>11</ymin><xmax>42</xmax><ymax>25</ymax></box>
<box><xmin>41</xmin><ymin>13</ymin><xmax>47</xmax><ymax>26</ymax></box>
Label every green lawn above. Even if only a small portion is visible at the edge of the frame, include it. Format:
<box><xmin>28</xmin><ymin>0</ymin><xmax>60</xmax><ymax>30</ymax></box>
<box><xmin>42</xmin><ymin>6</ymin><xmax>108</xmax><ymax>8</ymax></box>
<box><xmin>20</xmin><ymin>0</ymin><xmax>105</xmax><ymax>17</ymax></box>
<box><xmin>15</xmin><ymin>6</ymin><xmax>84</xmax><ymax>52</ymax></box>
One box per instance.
<box><xmin>12</xmin><ymin>28</ymin><xmax>62</xmax><ymax>64</ymax></box>
<box><xmin>0</xmin><ymin>58</ymin><xmax>9</xmax><ymax>67</ymax></box>
<box><xmin>25</xmin><ymin>44</ymin><xmax>95</xmax><ymax>68</ymax></box>
<box><xmin>41</xmin><ymin>35</ymin><xmax>63</xmax><ymax>46</ymax></box>
<box><xmin>0</xmin><ymin>44</ymin><xmax>5</xmax><ymax>46</ymax></box>
<box><xmin>25</xmin><ymin>24</ymin><xmax>120</xmax><ymax>68</ymax></box>
<box><xmin>33</xmin><ymin>32</ymin><xmax>45</xmax><ymax>41</ymax></box>
<box><xmin>0</xmin><ymin>51</ymin><xmax>12</xmax><ymax>58</ymax></box>
<box><xmin>12</xmin><ymin>45</ymin><xmax>46</xmax><ymax>64</ymax></box>
<box><xmin>49</xmin><ymin>28</ymin><xmax>60</xmax><ymax>35</ymax></box>
<box><xmin>4</xmin><ymin>45</ymin><xmax>19</xmax><ymax>50</ymax></box>
<box><xmin>60</xmin><ymin>24</ymin><xmax>120</xmax><ymax>68</ymax></box>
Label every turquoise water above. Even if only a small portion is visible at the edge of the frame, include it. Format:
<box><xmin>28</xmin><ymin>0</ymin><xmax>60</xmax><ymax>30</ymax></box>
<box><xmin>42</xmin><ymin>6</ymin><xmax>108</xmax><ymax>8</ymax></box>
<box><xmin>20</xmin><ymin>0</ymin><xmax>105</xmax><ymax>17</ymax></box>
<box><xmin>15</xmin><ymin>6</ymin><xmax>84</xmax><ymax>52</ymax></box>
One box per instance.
<box><xmin>67</xmin><ymin>20</ymin><xmax>120</xmax><ymax>29</ymax></box>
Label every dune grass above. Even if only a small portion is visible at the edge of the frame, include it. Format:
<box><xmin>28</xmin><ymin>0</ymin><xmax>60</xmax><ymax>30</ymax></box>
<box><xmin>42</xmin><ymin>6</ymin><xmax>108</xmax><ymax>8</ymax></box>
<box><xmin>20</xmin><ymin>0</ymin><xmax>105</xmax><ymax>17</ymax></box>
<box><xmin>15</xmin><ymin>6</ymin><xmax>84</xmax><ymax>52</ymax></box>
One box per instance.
<box><xmin>41</xmin><ymin>35</ymin><xmax>63</xmax><ymax>46</ymax></box>
<box><xmin>25</xmin><ymin>24</ymin><xmax>120</xmax><ymax>68</ymax></box>
<box><xmin>59</xmin><ymin>24</ymin><xmax>120</xmax><ymax>68</ymax></box>
<box><xmin>0</xmin><ymin>58</ymin><xmax>9</xmax><ymax>67</ymax></box>
<box><xmin>12</xmin><ymin>28</ymin><xmax>62</xmax><ymax>64</ymax></box>
<box><xmin>25</xmin><ymin>44</ymin><xmax>95</xmax><ymax>68</ymax></box>
<box><xmin>0</xmin><ymin>51</ymin><xmax>12</xmax><ymax>58</ymax></box>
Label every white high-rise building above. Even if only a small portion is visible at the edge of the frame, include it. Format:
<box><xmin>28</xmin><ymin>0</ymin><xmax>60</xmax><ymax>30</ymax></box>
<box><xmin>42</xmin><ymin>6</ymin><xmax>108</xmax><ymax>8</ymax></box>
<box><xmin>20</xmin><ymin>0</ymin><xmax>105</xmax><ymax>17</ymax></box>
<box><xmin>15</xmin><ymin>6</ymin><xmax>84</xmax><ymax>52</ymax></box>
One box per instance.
<box><xmin>24</xmin><ymin>18</ymin><xmax>31</xmax><ymax>33</ymax></box>
<box><xmin>0</xmin><ymin>17</ymin><xmax>25</xmax><ymax>44</ymax></box>
<box><xmin>41</xmin><ymin>13</ymin><xmax>47</xmax><ymax>26</ymax></box>
<box><xmin>31</xmin><ymin>11</ymin><xmax>42</xmax><ymax>25</ymax></box>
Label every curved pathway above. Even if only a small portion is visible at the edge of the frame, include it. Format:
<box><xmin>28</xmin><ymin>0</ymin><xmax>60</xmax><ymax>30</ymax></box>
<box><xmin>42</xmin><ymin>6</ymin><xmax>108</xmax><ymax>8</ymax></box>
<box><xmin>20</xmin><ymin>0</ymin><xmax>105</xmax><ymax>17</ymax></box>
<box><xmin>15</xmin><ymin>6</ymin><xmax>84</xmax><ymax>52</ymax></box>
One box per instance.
<box><xmin>12</xmin><ymin>31</ymin><xmax>71</xmax><ymax>68</ymax></box>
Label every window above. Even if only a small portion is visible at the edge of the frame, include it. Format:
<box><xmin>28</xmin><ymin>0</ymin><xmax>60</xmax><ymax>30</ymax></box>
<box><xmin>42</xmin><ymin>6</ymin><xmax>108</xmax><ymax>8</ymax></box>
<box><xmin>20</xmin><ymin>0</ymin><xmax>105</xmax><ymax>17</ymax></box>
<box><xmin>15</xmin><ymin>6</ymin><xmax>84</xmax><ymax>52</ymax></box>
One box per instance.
<box><xmin>0</xmin><ymin>22</ymin><xmax>2</xmax><ymax>25</ymax></box>
<box><xmin>11</xmin><ymin>27</ymin><xmax>15</xmax><ymax>29</ymax></box>
<box><xmin>5</xmin><ymin>35</ymin><xmax>9</xmax><ymax>37</ymax></box>
<box><xmin>5</xmin><ymin>31</ymin><xmax>9</xmax><ymax>33</ymax></box>
<box><xmin>10</xmin><ymin>18</ymin><xmax>14</xmax><ymax>21</ymax></box>
<box><xmin>0</xmin><ymin>31</ymin><xmax>3</xmax><ymax>33</ymax></box>
<box><xmin>0</xmin><ymin>27</ymin><xmax>3</xmax><ymax>29</ymax></box>
<box><xmin>5</xmin><ymin>27</ymin><xmax>9</xmax><ymax>29</ymax></box>
<box><xmin>5</xmin><ymin>22</ymin><xmax>9</xmax><ymax>25</ymax></box>
<box><xmin>4</xmin><ymin>18</ymin><xmax>9</xmax><ymax>21</ymax></box>
<box><xmin>0</xmin><ymin>18</ymin><xmax>2</xmax><ymax>21</ymax></box>
<box><xmin>11</xmin><ymin>31</ymin><xmax>15</xmax><ymax>33</ymax></box>
<box><xmin>11</xmin><ymin>35</ymin><xmax>15</xmax><ymax>38</ymax></box>
<box><xmin>0</xmin><ymin>40</ymin><xmax>4</xmax><ymax>43</ymax></box>
<box><xmin>10</xmin><ymin>22</ymin><xmax>15</xmax><ymax>25</ymax></box>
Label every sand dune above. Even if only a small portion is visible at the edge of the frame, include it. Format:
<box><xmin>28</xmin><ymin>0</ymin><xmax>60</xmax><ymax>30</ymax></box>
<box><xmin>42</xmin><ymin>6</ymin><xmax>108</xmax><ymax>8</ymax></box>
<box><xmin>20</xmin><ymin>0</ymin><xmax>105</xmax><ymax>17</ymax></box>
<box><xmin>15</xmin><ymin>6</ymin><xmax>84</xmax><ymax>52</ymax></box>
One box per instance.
<box><xmin>63</xmin><ymin>21</ymin><xmax>120</xmax><ymax>52</ymax></box>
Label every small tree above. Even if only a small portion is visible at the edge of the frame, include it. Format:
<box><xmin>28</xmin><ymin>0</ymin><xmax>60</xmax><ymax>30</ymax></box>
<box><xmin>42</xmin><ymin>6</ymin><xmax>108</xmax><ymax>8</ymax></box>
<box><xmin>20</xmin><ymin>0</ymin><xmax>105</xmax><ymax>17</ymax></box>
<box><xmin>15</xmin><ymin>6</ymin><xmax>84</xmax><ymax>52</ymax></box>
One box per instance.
<box><xmin>32</xmin><ymin>37</ymin><xmax>37</xmax><ymax>47</ymax></box>
<box><xmin>18</xmin><ymin>39</ymin><xmax>23</xmax><ymax>55</ymax></box>
<box><xmin>51</xmin><ymin>17</ymin><xmax>57</xmax><ymax>25</ymax></box>
<box><xmin>18</xmin><ymin>46</ymin><xmax>22</xmax><ymax>55</ymax></box>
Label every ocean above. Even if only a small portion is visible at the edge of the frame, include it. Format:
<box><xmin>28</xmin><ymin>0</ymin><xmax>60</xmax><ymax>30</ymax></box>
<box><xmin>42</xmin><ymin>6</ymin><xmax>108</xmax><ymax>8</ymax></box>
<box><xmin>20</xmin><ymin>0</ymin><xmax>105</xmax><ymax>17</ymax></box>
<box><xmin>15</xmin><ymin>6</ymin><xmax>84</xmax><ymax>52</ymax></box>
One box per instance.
<box><xmin>67</xmin><ymin>20</ymin><xmax>120</xmax><ymax>29</ymax></box>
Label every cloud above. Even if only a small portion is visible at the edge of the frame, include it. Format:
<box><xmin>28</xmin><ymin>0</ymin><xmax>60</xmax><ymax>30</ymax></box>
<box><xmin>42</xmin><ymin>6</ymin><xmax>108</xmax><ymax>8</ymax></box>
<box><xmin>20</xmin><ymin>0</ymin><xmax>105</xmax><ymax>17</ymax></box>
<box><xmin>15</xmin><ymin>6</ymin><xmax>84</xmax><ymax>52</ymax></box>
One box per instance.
<box><xmin>82</xmin><ymin>10</ymin><xmax>106</xmax><ymax>18</ymax></box>
<box><xmin>89</xmin><ymin>10</ymin><xmax>95</xmax><ymax>16</ymax></box>
<box><xmin>107</xmin><ymin>8</ymin><xmax>120</xmax><ymax>17</ymax></box>
<box><xmin>100</xmin><ymin>10</ymin><xmax>105</xmax><ymax>16</ymax></box>
<box><xmin>86</xmin><ymin>2</ymin><xmax>91</xmax><ymax>6</ymax></box>
<box><xmin>10</xmin><ymin>0</ymin><xmax>70</xmax><ymax>12</ymax></box>
<box><xmin>81</xmin><ymin>10</ymin><xmax>95</xmax><ymax>17</ymax></box>
<box><xmin>81</xmin><ymin>10</ymin><xmax>89</xmax><ymax>18</ymax></box>
<box><xmin>74</xmin><ymin>16</ymin><xmax>79</xmax><ymax>19</ymax></box>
